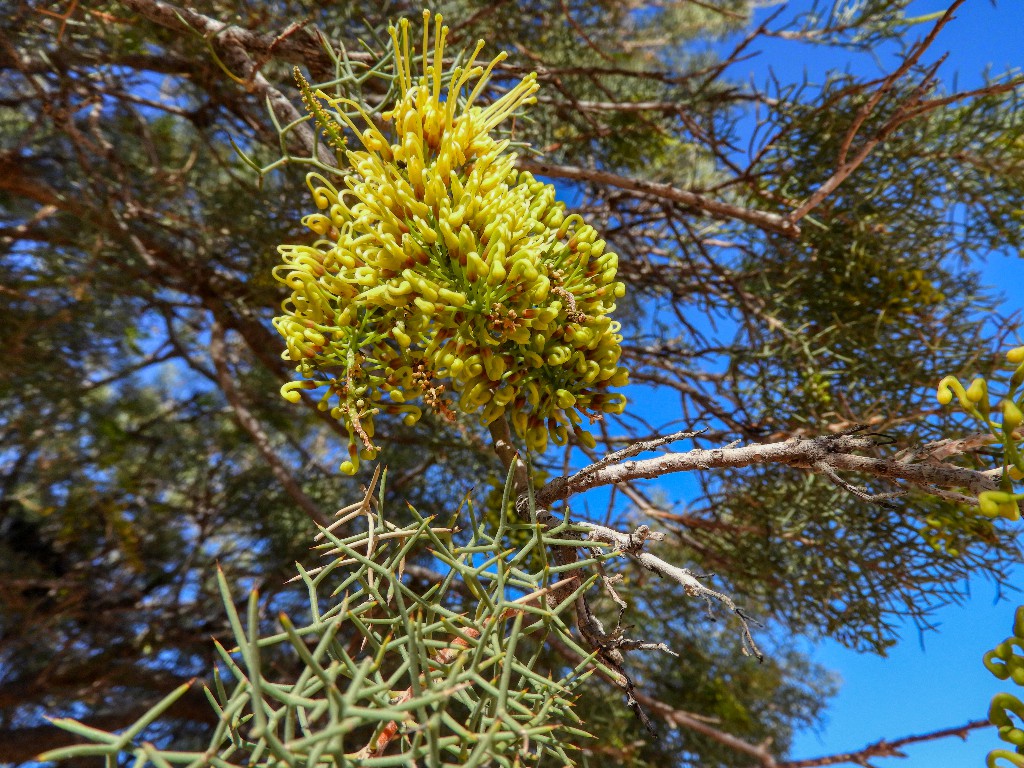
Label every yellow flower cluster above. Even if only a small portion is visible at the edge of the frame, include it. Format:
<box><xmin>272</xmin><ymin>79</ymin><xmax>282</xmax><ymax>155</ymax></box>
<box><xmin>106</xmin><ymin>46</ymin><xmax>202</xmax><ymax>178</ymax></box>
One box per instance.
<box><xmin>985</xmin><ymin>607</ymin><xmax>1024</xmax><ymax>767</ymax></box>
<box><xmin>935</xmin><ymin>345</ymin><xmax>1024</xmax><ymax>521</ymax></box>
<box><xmin>273</xmin><ymin>12</ymin><xmax>628</xmax><ymax>473</ymax></box>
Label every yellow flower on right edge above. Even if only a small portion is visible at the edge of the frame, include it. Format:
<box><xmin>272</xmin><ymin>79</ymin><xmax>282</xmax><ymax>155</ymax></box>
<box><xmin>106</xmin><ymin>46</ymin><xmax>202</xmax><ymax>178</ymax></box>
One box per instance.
<box><xmin>935</xmin><ymin>344</ymin><xmax>1024</xmax><ymax>522</ymax></box>
<box><xmin>273</xmin><ymin>11</ymin><xmax>628</xmax><ymax>473</ymax></box>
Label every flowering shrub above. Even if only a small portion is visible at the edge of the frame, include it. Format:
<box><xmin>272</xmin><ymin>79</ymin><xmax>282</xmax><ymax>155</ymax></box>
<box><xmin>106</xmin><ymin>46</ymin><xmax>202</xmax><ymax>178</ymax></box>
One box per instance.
<box><xmin>273</xmin><ymin>12</ymin><xmax>628</xmax><ymax>473</ymax></box>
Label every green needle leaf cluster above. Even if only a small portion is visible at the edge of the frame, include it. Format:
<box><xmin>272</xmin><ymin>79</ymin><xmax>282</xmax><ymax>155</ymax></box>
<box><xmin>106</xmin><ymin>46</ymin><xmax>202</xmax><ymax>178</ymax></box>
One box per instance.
<box><xmin>39</xmin><ymin>468</ymin><xmax>606</xmax><ymax>766</ymax></box>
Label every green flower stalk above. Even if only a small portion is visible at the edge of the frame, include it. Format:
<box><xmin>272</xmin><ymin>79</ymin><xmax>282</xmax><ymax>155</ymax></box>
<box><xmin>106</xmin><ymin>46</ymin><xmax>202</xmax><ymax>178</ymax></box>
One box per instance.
<box><xmin>274</xmin><ymin>12</ymin><xmax>628</xmax><ymax>473</ymax></box>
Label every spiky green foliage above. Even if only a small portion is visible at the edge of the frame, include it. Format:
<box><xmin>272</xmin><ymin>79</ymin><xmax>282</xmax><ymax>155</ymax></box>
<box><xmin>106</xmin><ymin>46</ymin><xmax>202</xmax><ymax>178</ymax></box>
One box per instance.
<box><xmin>39</xmin><ymin>469</ymin><xmax>602</xmax><ymax>766</ymax></box>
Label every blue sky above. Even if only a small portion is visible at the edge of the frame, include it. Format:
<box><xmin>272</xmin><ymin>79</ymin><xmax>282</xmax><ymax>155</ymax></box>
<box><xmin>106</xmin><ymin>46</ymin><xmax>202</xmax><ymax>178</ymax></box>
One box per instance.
<box><xmin>723</xmin><ymin>2</ymin><xmax>1023</xmax><ymax>765</ymax></box>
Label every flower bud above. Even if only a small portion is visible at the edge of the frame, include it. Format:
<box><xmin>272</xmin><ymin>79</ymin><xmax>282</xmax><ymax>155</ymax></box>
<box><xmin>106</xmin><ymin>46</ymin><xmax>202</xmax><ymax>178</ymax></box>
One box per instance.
<box><xmin>936</xmin><ymin>376</ymin><xmax>962</xmax><ymax>406</ymax></box>
<box><xmin>281</xmin><ymin>380</ymin><xmax>314</xmax><ymax>403</ymax></box>
<box><xmin>554</xmin><ymin>389</ymin><xmax>576</xmax><ymax>409</ymax></box>
<box><xmin>966</xmin><ymin>377</ymin><xmax>988</xmax><ymax>403</ymax></box>
<box><xmin>1004</xmin><ymin>400</ymin><xmax>1024</xmax><ymax>433</ymax></box>
<box><xmin>979</xmin><ymin>491</ymin><xmax>1021</xmax><ymax>520</ymax></box>
<box><xmin>573</xmin><ymin>425</ymin><xmax>597</xmax><ymax>449</ymax></box>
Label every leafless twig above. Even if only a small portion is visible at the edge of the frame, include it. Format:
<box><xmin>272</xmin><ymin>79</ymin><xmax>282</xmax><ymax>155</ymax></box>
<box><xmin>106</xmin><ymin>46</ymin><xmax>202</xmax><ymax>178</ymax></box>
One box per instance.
<box><xmin>210</xmin><ymin>322</ymin><xmax>329</xmax><ymax>527</ymax></box>
<box><xmin>540</xmin><ymin>431</ymin><xmax>998</xmax><ymax>507</ymax></box>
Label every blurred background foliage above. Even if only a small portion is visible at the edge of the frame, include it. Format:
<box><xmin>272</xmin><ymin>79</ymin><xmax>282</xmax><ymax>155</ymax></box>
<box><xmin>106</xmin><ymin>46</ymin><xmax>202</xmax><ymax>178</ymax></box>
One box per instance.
<box><xmin>0</xmin><ymin>0</ymin><xmax>1022</xmax><ymax>764</ymax></box>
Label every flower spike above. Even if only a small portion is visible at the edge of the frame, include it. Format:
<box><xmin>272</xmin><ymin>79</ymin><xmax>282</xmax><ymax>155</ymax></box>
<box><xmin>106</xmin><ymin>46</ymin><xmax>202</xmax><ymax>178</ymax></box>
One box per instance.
<box><xmin>275</xmin><ymin>14</ymin><xmax>628</xmax><ymax>472</ymax></box>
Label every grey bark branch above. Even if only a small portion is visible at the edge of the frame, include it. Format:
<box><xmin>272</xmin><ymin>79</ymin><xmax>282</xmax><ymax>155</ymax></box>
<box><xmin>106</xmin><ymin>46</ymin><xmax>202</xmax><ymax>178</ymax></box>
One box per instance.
<box><xmin>579</xmin><ymin>520</ymin><xmax>763</xmax><ymax>656</ymax></box>
<box><xmin>117</xmin><ymin>0</ymin><xmax>368</xmax><ymax>70</ymax></box>
<box><xmin>539</xmin><ymin>432</ymin><xmax>999</xmax><ymax>507</ymax></box>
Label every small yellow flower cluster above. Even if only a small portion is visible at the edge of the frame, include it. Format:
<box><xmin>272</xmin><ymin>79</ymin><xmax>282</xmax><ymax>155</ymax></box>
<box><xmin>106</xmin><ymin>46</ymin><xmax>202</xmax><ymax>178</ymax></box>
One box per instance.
<box><xmin>984</xmin><ymin>607</ymin><xmax>1024</xmax><ymax>767</ymax></box>
<box><xmin>273</xmin><ymin>12</ymin><xmax>628</xmax><ymax>473</ymax></box>
<box><xmin>935</xmin><ymin>345</ymin><xmax>1024</xmax><ymax>522</ymax></box>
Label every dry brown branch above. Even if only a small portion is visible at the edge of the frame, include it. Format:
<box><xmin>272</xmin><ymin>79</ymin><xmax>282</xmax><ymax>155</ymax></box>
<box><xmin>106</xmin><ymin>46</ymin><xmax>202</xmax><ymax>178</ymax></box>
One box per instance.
<box><xmin>210</xmin><ymin>322</ymin><xmax>329</xmax><ymax>527</ymax></box>
<box><xmin>837</xmin><ymin>3</ymin><xmax>962</xmax><ymax>168</ymax></box>
<box><xmin>550</xmin><ymin>630</ymin><xmax>777</xmax><ymax>763</ymax></box>
<box><xmin>638</xmin><ymin>688</ymin><xmax>780</xmax><ymax>767</ymax></box>
<box><xmin>535</xmin><ymin>96</ymin><xmax>689</xmax><ymax>113</ymax></box>
<box><xmin>787</xmin><ymin>0</ymin><xmax>969</xmax><ymax>224</ymax></box>
<box><xmin>553</xmin><ymin>631</ymin><xmax>992</xmax><ymax>768</ymax></box>
<box><xmin>516</xmin><ymin>158</ymin><xmax>799</xmax><ymax>238</ymax></box>
<box><xmin>487</xmin><ymin>417</ymin><xmax>530</xmax><ymax>496</ymax></box>
<box><xmin>779</xmin><ymin>718</ymin><xmax>991</xmax><ymax>768</ymax></box>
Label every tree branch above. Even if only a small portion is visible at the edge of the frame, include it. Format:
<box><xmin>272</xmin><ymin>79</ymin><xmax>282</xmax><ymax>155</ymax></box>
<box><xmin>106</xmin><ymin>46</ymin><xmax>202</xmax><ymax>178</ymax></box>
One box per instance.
<box><xmin>787</xmin><ymin>0</ymin><xmax>968</xmax><ymax>224</ymax></box>
<box><xmin>516</xmin><ymin>159</ymin><xmax>799</xmax><ymax>238</ymax></box>
<box><xmin>780</xmin><ymin>718</ymin><xmax>991</xmax><ymax>768</ymax></box>
<box><xmin>210</xmin><ymin>322</ymin><xmax>329</xmax><ymax>527</ymax></box>
<box><xmin>118</xmin><ymin>0</ymin><xmax>335</xmax><ymax>164</ymax></box>
<box><xmin>539</xmin><ymin>431</ymin><xmax>998</xmax><ymax>507</ymax></box>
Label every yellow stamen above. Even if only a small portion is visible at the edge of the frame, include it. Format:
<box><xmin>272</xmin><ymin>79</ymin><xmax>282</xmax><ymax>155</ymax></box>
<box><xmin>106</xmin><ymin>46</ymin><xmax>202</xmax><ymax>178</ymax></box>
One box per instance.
<box><xmin>432</xmin><ymin>16</ymin><xmax>447</xmax><ymax>104</ymax></box>
<box><xmin>464</xmin><ymin>51</ymin><xmax>508</xmax><ymax>112</ymax></box>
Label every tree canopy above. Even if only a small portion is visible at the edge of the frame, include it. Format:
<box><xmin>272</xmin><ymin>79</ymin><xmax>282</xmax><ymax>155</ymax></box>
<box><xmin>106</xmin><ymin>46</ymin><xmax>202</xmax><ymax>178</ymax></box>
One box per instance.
<box><xmin>1</xmin><ymin>0</ymin><xmax>1022</xmax><ymax>765</ymax></box>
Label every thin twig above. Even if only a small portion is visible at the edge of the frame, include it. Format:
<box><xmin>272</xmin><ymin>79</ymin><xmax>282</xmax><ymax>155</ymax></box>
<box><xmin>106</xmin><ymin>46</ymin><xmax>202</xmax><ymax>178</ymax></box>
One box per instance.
<box><xmin>516</xmin><ymin>159</ymin><xmax>799</xmax><ymax>238</ymax></box>
<box><xmin>788</xmin><ymin>0</ymin><xmax>968</xmax><ymax>224</ymax></box>
<box><xmin>780</xmin><ymin>718</ymin><xmax>991</xmax><ymax>768</ymax></box>
<box><xmin>210</xmin><ymin>322</ymin><xmax>328</xmax><ymax>527</ymax></box>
